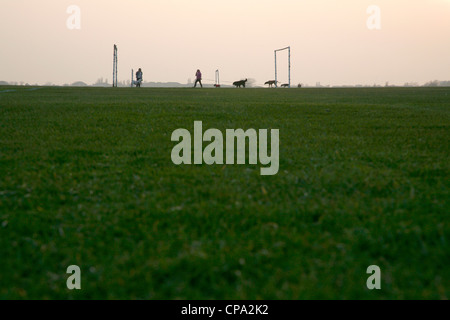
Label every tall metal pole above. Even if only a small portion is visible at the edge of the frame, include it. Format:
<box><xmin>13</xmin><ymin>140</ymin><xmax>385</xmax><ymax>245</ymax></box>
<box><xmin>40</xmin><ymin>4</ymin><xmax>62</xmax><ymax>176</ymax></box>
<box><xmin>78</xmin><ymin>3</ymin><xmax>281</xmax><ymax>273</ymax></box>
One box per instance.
<box><xmin>274</xmin><ymin>50</ymin><xmax>277</xmax><ymax>88</ymax></box>
<box><xmin>288</xmin><ymin>46</ymin><xmax>291</xmax><ymax>88</ymax></box>
<box><xmin>112</xmin><ymin>46</ymin><xmax>114</xmax><ymax>87</ymax></box>
<box><xmin>131</xmin><ymin>69</ymin><xmax>134</xmax><ymax>87</ymax></box>
<box><xmin>113</xmin><ymin>45</ymin><xmax>118</xmax><ymax>87</ymax></box>
<box><xmin>115</xmin><ymin>45</ymin><xmax>118</xmax><ymax>87</ymax></box>
<box><xmin>215</xmin><ymin>69</ymin><xmax>220</xmax><ymax>87</ymax></box>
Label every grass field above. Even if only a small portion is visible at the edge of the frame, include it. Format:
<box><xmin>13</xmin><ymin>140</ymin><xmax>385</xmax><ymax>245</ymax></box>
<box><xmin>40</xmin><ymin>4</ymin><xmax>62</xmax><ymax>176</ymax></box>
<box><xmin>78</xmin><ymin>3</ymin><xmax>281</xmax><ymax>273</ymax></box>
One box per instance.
<box><xmin>0</xmin><ymin>86</ymin><xmax>448</xmax><ymax>299</ymax></box>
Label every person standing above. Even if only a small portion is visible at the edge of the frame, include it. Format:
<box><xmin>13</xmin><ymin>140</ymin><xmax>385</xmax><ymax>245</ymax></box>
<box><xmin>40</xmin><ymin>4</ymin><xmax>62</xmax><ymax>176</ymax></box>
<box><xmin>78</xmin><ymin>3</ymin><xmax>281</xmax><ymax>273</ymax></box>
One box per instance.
<box><xmin>194</xmin><ymin>69</ymin><xmax>202</xmax><ymax>88</ymax></box>
<box><xmin>136</xmin><ymin>68</ymin><xmax>143</xmax><ymax>87</ymax></box>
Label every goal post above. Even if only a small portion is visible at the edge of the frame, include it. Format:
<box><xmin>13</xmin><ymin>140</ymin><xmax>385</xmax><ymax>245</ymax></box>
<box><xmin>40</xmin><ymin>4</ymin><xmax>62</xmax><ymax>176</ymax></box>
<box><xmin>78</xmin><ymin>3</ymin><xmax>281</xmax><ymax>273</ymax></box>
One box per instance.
<box><xmin>112</xmin><ymin>44</ymin><xmax>118</xmax><ymax>88</ymax></box>
<box><xmin>274</xmin><ymin>46</ymin><xmax>291</xmax><ymax>88</ymax></box>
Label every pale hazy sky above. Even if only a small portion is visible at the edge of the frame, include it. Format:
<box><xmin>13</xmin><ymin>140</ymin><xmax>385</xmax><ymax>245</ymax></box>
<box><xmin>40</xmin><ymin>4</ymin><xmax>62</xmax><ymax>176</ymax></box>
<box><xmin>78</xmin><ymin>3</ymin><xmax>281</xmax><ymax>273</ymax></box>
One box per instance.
<box><xmin>1</xmin><ymin>0</ymin><xmax>449</xmax><ymax>86</ymax></box>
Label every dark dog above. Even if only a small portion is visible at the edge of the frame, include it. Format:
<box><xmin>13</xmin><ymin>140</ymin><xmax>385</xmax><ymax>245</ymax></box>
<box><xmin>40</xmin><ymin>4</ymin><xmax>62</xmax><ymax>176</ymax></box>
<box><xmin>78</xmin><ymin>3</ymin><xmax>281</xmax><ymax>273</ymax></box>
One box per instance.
<box><xmin>233</xmin><ymin>79</ymin><xmax>248</xmax><ymax>88</ymax></box>
<box><xmin>264</xmin><ymin>80</ymin><xmax>278</xmax><ymax>88</ymax></box>
<box><xmin>280</xmin><ymin>83</ymin><xmax>289</xmax><ymax>88</ymax></box>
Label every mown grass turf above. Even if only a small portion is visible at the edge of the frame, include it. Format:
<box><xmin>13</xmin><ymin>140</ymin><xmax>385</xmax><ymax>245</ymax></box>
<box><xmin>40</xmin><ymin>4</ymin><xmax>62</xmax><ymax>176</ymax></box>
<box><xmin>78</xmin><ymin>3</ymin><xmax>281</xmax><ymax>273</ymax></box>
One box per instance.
<box><xmin>0</xmin><ymin>86</ymin><xmax>448</xmax><ymax>299</ymax></box>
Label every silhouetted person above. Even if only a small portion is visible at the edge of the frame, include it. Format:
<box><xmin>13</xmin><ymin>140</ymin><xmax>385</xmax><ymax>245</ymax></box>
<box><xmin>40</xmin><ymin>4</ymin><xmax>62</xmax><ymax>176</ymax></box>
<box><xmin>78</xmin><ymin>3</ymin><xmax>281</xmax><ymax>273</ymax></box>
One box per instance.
<box><xmin>136</xmin><ymin>68</ymin><xmax>143</xmax><ymax>87</ymax></box>
<box><xmin>194</xmin><ymin>69</ymin><xmax>202</xmax><ymax>88</ymax></box>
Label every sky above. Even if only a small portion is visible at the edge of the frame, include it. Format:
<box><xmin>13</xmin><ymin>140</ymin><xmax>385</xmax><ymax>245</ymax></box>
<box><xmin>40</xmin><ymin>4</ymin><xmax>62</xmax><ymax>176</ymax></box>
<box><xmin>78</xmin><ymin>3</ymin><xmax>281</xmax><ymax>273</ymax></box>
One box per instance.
<box><xmin>1</xmin><ymin>0</ymin><xmax>449</xmax><ymax>86</ymax></box>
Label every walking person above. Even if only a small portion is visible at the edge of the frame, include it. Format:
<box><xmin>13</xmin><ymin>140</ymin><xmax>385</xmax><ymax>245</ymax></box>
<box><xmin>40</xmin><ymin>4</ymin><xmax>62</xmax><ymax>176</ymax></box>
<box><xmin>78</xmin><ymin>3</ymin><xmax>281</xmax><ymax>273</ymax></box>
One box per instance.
<box><xmin>194</xmin><ymin>69</ymin><xmax>203</xmax><ymax>88</ymax></box>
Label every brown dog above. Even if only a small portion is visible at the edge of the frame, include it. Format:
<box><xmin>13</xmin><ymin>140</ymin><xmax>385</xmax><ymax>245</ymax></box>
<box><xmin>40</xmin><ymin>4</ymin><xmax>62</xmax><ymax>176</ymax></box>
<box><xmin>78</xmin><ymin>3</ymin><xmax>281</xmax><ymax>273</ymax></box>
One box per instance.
<box><xmin>265</xmin><ymin>80</ymin><xmax>278</xmax><ymax>88</ymax></box>
<box><xmin>233</xmin><ymin>79</ymin><xmax>248</xmax><ymax>88</ymax></box>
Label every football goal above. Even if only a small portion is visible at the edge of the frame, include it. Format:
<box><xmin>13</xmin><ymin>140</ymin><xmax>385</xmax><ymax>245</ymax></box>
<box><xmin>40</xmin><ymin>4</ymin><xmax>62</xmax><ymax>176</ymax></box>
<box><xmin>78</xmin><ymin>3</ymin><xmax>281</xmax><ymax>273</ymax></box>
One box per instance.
<box><xmin>274</xmin><ymin>46</ymin><xmax>291</xmax><ymax>88</ymax></box>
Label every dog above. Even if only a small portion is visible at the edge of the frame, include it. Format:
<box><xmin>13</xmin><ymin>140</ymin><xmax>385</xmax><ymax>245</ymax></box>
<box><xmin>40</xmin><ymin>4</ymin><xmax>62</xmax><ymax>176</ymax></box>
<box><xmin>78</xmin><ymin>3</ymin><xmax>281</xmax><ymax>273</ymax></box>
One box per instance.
<box><xmin>233</xmin><ymin>79</ymin><xmax>248</xmax><ymax>88</ymax></box>
<box><xmin>280</xmin><ymin>83</ymin><xmax>289</xmax><ymax>88</ymax></box>
<box><xmin>265</xmin><ymin>80</ymin><xmax>278</xmax><ymax>88</ymax></box>
<box><xmin>133</xmin><ymin>79</ymin><xmax>143</xmax><ymax>88</ymax></box>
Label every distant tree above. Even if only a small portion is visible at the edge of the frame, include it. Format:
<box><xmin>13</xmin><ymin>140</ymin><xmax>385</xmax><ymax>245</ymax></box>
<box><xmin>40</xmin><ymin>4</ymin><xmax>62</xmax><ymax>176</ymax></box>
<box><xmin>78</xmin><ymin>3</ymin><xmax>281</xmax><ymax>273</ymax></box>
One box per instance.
<box><xmin>93</xmin><ymin>77</ymin><xmax>110</xmax><ymax>87</ymax></box>
<box><xmin>71</xmin><ymin>81</ymin><xmax>88</xmax><ymax>87</ymax></box>
<box><xmin>423</xmin><ymin>80</ymin><xmax>440</xmax><ymax>87</ymax></box>
<box><xmin>247</xmin><ymin>78</ymin><xmax>256</xmax><ymax>87</ymax></box>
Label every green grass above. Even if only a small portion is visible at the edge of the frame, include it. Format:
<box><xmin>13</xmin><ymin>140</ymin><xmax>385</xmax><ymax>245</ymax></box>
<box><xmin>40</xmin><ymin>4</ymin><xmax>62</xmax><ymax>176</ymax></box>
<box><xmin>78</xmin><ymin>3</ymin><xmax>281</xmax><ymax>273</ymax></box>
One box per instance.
<box><xmin>0</xmin><ymin>86</ymin><xmax>448</xmax><ymax>299</ymax></box>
